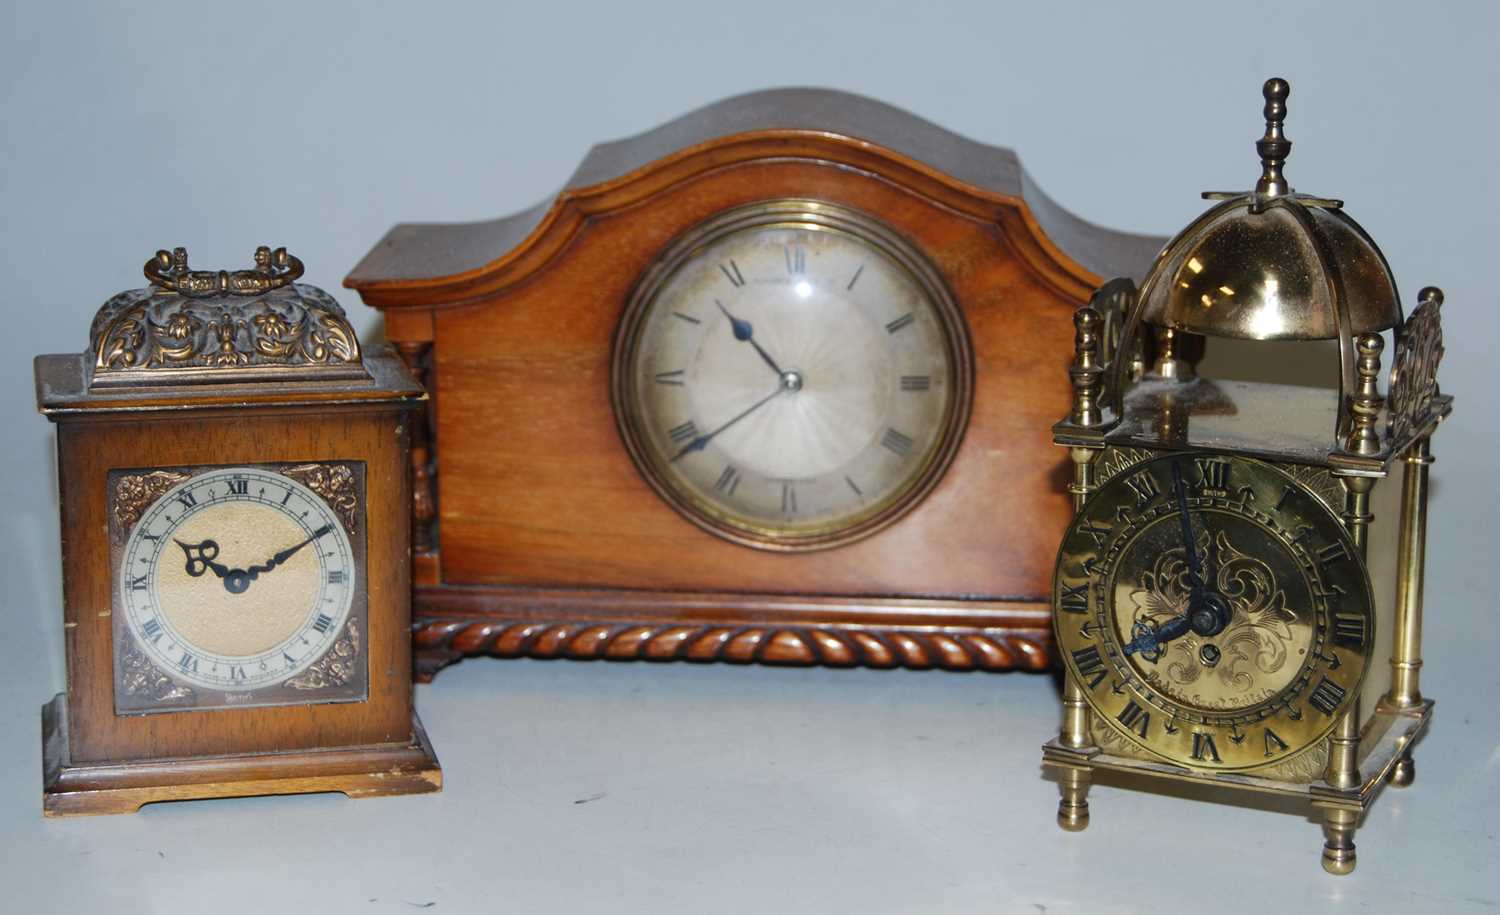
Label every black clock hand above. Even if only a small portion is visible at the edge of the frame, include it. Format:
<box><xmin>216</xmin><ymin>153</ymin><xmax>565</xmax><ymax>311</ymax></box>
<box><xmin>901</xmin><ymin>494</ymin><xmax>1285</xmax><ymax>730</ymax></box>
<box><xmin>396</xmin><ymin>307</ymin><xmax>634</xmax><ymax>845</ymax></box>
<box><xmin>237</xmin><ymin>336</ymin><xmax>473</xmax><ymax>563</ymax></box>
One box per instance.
<box><xmin>176</xmin><ymin>539</ymin><xmax>229</xmax><ymax>579</ymax></box>
<box><xmin>1170</xmin><ymin>459</ymin><xmax>1233</xmax><ymax>637</ymax></box>
<box><xmin>716</xmin><ymin>300</ymin><xmax>785</xmax><ymax>377</ymax></box>
<box><xmin>1171</xmin><ymin>460</ymin><xmax>1204</xmax><ymax>591</ymax></box>
<box><xmin>670</xmin><ymin>386</ymin><xmax>784</xmax><ymax>462</ymax></box>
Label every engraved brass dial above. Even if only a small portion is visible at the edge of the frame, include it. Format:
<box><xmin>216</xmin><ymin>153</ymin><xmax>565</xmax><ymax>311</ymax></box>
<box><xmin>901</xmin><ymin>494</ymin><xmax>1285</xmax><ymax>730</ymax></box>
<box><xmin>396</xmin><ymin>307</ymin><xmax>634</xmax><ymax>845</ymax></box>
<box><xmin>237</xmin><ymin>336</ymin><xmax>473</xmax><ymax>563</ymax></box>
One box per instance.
<box><xmin>613</xmin><ymin>200</ymin><xmax>972</xmax><ymax>551</ymax></box>
<box><xmin>1053</xmin><ymin>453</ymin><xmax>1373</xmax><ymax>771</ymax></box>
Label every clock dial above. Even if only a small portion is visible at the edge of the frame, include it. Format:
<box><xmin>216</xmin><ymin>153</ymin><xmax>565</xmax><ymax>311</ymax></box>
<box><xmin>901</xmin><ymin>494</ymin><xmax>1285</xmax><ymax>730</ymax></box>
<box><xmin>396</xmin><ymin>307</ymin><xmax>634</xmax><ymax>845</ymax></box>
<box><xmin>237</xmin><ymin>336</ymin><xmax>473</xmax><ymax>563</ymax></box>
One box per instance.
<box><xmin>614</xmin><ymin>201</ymin><xmax>971</xmax><ymax>549</ymax></box>
<box><xmin>117</xmin><ymin>466</ymin><xmax>359</xmax><ymax>698</ymax></box>
<box><xmin>1053</xmin><ymin>453</ymin><xmax>1373</xmax><ymax>771</ymax></box>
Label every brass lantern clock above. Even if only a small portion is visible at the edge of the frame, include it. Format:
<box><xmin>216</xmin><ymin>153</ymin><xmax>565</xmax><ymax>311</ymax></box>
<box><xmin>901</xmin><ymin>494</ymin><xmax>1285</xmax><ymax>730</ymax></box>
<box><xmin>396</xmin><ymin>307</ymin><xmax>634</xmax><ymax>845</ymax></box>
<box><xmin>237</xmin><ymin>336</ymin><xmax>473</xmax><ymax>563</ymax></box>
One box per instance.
<box><xmin>1041</xmin><ymin>80</ymin><xmax>1449</xmax><ymax>874</ymax></box>
<box><xmin>35</xmin><ymin>247</ymin><xmax>442</xmax><ymax>815</ymax></box>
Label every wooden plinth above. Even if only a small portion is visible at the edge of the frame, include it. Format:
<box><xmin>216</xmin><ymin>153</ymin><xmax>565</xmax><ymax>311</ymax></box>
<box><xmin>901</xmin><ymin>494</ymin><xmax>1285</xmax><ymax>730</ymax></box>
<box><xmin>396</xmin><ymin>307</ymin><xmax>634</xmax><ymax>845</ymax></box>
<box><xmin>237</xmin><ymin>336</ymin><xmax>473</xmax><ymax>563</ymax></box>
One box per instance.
<box><xmin>41</xmin><ymin>694</ymin><xmax>442</xmax><ymax>817</ymax></box>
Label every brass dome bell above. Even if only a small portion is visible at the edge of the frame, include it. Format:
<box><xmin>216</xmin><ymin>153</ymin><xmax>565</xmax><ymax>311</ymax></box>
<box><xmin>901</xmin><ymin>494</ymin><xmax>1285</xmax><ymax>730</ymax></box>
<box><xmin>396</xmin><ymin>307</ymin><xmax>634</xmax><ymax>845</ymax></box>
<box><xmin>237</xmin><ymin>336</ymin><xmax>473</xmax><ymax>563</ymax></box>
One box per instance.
<box><xmin>1136</xmin><ymin>78</ymin><xmax>1402</xmax><ymax>342</ymax></box>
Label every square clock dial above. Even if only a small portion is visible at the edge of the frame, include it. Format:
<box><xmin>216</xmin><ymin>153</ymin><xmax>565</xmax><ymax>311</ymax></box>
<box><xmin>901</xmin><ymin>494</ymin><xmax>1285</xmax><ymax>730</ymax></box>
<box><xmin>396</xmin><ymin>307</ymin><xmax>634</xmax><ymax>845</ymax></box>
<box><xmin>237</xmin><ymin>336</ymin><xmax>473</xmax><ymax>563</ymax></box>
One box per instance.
<box><xmin>110</xmin><ymin>462</ymin><xmax>368</xmax><ymax>714</ymax></box>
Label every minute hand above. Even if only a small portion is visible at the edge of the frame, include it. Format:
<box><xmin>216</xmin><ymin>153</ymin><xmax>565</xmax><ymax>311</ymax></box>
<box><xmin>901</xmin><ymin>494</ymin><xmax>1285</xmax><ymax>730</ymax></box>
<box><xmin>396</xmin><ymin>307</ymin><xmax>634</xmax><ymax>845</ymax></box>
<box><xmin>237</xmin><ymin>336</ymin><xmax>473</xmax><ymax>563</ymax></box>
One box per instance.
<box><xmin>670</xmin><ymin>387</ymin><xmax>783</xmax><ymax>462</ymax></box>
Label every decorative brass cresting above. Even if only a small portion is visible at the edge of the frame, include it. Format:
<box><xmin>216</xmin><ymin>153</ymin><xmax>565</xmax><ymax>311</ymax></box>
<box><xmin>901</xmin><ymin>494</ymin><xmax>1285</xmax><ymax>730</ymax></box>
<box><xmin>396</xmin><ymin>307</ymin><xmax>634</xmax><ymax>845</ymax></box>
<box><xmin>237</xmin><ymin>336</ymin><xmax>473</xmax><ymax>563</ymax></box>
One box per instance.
<box><xmin>89</xmin><ymin>246</ymin><xmax>366</xmax><ymax>386</ymax></box>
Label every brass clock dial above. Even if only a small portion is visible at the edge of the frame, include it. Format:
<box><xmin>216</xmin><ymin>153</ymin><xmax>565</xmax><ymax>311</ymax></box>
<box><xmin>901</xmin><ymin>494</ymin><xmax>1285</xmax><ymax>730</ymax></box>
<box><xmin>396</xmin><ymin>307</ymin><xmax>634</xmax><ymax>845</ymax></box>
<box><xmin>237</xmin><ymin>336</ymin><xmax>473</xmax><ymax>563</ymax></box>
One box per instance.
<box><xmin>613</xmin><ymin>200</ymin><xmax>972</xmax><ymax>550</ymax></box>
<box><xmin>115</xmin><ymin>465</ymin><xmax>363</xmax><ymax>711</ymax></box>
<box><xmin>1054</xmin><ymin>453</ymin><xmax>1373</xmax><ymax>771</ymax></box>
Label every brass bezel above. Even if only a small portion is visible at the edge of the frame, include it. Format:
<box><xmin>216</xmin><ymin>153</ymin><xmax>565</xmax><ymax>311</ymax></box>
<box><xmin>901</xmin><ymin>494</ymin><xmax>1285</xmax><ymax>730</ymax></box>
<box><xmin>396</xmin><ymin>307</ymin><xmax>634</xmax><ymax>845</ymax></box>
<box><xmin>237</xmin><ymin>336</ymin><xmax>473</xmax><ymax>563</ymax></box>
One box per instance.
<box><xmin>610</xmin><ymin>199</ymin><xmax>974</xmax><ymax>552</ymax></box>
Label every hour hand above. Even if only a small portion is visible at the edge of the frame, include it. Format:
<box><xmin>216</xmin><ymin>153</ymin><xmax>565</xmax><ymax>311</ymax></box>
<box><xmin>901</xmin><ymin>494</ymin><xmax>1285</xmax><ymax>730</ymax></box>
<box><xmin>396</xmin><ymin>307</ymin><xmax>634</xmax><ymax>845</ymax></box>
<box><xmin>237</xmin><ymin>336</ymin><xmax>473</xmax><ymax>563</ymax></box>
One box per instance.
<box><xmin>175</xmin><ymin>539</ymin><xmax>228</xmax><ymax>579</ymax></box>
<box><xmin>715</xmin><ymin>300</ymin><xmax>784</xmax><ymax>376</ymax></box>
<box><xmin>1123</xmin><ymin>614</ymin><xmax>1192</xmax><ymax>662</ymax></box>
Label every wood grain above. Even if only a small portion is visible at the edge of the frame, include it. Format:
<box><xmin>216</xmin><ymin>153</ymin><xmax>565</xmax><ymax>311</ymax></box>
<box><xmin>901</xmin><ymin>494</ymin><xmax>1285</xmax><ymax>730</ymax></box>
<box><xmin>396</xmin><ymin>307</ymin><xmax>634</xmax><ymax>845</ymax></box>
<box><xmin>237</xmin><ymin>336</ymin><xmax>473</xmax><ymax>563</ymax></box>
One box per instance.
<box><xmin>343</xmin><ymin>89</ymin><xmax>1164</xmax><ymax>673</ymax></box>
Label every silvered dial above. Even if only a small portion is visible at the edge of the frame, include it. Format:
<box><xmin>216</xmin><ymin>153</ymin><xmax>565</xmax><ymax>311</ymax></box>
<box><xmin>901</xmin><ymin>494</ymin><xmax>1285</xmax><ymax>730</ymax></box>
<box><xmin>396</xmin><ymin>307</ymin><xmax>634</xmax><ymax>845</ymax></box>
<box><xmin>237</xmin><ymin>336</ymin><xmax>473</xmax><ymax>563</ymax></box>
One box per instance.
<box><xmin>615</xmin><ymin>201</ymin><xmax>969</xmax><ymax>550</ymax></box>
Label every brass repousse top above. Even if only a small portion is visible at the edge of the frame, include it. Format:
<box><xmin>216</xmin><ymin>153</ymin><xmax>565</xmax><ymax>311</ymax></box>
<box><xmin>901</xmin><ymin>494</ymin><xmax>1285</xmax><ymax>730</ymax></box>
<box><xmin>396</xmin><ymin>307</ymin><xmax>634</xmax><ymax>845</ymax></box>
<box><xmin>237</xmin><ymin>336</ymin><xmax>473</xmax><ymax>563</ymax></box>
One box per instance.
<box><xmin>1137</xmin><ymin>78</ymin><xmax>1401</xmax><ymax>341</ymax></box>
<box><xmin>88</xmin><ymin>246</ymin><xmax>369</xmax><ymax>389</ymax></box>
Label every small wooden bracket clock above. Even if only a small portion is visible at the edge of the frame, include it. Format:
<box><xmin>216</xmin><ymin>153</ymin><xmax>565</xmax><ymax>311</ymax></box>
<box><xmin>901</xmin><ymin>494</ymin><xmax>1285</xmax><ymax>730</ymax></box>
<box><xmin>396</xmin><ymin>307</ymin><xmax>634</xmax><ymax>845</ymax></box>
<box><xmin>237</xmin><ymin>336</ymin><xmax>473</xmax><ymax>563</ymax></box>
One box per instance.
<box><xmin>1042</xmin><ymin>80</ymin><xmax>1449</xmax><ymax>874</ymax></box>
<box><xmin>35</xmin><ymin>246</ymin><xmax>442</xmax><ymax>815</ymax></box>
<box><xmin>344</xmin><ymin>88</ymin><xmax>1169</xmax><ymax>677</ymax></box>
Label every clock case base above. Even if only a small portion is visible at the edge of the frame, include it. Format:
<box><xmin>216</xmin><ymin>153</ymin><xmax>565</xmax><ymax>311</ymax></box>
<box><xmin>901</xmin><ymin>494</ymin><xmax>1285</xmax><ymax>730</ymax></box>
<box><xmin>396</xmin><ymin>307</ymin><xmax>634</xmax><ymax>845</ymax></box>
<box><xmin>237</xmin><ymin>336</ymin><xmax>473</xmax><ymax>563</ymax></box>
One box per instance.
<box><xmin>410</xmin><ymin>587</ymin><xmax>1053</xmax><ymax>679</ymax></box>
<box><xmin>1044</xmin><ymin>695</ymin><xmax>1433</xmax><ymax>873</ymax></box>
<box><xmin>41</xmin><ymin>695</ymin><xmax>442</xmax><ymax>817</ymax></box>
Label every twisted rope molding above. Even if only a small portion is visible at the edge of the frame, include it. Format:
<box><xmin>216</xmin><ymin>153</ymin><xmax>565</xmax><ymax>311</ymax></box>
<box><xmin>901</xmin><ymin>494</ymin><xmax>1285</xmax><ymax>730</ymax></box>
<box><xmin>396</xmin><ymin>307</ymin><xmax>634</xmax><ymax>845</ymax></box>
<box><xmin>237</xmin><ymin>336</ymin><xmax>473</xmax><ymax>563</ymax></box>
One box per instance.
<box><xmin>412</xmin><ymin>618</ymin><xmax>1052</xmax><ymax>674</ymax></box>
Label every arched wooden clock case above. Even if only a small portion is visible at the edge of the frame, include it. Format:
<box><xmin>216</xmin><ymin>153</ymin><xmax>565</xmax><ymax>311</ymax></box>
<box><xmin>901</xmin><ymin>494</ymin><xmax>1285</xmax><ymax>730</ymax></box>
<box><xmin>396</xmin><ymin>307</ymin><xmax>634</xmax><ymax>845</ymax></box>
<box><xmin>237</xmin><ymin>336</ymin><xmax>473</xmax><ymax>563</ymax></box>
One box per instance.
<box><xmin>345</xmin><ymin>88</ymin><xmax>1166</xmax><ymax>678</ymax></box>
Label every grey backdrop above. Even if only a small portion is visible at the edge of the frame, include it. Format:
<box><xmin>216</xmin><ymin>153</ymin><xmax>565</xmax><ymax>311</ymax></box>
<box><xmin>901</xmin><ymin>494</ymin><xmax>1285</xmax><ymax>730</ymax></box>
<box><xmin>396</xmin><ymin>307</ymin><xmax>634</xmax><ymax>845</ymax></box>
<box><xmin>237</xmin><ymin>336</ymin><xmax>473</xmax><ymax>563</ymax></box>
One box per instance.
<box><xmin>2</xmin><ymin>2</ymin><xmax>1496</xmax><ymax>913</ymax></box>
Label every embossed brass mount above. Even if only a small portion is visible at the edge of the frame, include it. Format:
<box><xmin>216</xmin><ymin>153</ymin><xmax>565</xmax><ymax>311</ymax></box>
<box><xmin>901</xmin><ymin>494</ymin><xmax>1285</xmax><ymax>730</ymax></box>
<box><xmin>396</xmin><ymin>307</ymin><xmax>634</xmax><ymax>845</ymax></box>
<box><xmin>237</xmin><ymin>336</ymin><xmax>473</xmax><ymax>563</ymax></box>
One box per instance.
<box><xmin>88</xmin><ymin>246</ymin><xmax>369</xmax><ymax>389</ymax></box>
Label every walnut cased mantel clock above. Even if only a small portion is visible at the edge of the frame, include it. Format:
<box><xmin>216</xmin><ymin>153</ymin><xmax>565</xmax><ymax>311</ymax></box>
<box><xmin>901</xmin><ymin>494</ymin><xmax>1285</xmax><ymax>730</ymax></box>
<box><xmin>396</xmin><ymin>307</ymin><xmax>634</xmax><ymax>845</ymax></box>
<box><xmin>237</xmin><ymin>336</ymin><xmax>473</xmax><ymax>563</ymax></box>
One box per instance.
<box><xmin>344</xmin><ymin>88</ymin><xmax>1167</xmax><ymax>677</ymax></box>
<box><xmin>35</xmin><ymin>247</ymin><xmax>441</xmax><ymax>815</ymax></box>
<box><xmin>1042</xmin><ymin>80</ymin><xmax>1449</xmax><ymax>874</ymax></box>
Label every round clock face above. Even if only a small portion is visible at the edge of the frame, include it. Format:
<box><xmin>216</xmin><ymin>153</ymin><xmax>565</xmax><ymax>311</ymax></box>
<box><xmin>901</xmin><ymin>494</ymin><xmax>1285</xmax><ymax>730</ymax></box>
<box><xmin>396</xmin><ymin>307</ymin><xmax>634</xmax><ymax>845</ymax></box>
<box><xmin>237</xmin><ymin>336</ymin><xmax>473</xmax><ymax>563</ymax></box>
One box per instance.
<box><xmin>613</xmin><ymin>200</ymin><xmax>971</xmax><ymax>550</ymax></box>
<box><xmin>1053</xmin><ymin>453</ymin><xmax>1373</xmax><ymax>771</ymax></box>
<box><xmin>119</xmin><ymin>466</ymin><xmax>357</xmax><ymax>691</ymax></box>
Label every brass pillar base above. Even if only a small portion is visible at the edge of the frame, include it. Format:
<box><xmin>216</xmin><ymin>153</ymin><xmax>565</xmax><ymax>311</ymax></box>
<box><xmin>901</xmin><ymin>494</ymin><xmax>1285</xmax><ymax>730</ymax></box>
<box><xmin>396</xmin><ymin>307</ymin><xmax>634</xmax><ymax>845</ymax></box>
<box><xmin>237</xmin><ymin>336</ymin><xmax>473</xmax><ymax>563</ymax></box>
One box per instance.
<box><xmin>1321</xmin><ymin>808</ymin><xmax>1358</xmax><ymax>875</ymax></box>
<box><xmin>1389</xmin><ymin>753</ymin><xmax>1416</xmax><ymax>788</ymax></box>
<box><xmin>1056</xmin><ymin>767</ymin><xmax>1091</xmax><ymax>832</ymax></box>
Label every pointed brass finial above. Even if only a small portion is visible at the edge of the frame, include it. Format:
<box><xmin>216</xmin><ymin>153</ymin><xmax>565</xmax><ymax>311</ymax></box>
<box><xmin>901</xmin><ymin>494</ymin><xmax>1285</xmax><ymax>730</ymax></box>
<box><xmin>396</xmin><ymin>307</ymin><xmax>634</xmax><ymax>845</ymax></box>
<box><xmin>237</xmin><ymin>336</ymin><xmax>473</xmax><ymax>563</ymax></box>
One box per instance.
<box><xmin>1345</xmin><ymin>332</ymin><xmax>1385</xmax><ymax>455</ymax></box>
<box><xmin>1069</xmin><ymin>306</ymin><xmax>1104</xmax><ymax>427</ymax></box>
<box><xmin>1254</xmin><ymin>77</ymin><xmax>1292</xmax><ymax>198</ymax></box>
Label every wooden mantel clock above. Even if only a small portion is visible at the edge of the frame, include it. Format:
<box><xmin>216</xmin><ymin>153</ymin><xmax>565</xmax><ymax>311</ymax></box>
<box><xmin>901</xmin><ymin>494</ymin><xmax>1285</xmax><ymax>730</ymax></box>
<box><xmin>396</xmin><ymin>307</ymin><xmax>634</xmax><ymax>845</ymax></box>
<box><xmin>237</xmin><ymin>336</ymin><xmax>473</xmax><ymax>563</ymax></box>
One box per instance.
<box><xmin>35</xmin><ymin>246</ymin><xmax>441</xmax><ymax>815</ymax></box>
<box><xmin>1043</xmin><ymin>80</ymin><xmax>1449</xmax><ymax>874</ymax></box>
<box><xmin>345</xmin><ymin>88</ymin><xmax>1168</xmax><ymax>677</ymax></box>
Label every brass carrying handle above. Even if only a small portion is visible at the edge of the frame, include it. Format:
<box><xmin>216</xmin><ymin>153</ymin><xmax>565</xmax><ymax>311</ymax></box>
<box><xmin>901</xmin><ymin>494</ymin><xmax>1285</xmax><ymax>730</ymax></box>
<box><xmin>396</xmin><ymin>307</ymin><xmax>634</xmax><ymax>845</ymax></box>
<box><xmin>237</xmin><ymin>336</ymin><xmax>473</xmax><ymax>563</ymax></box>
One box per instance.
<box><xmin>144</xmin><ymin>245</ymin><xmax>304</xmax><ymax>297</ymax></box>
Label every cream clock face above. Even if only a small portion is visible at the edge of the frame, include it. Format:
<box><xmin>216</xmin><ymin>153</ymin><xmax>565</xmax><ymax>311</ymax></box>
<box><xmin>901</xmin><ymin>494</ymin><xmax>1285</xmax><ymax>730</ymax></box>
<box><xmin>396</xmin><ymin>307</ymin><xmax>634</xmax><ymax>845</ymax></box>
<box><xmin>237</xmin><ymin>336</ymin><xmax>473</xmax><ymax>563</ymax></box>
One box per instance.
<box><xmin>614</xmin><ymin>201</ymin><xmax>971</xmax><ymax>550</ymax></box>
<box><xmin>118</xmin><ymin>466</ymin><xmax>357</xmax><ymax>696</ymax></box>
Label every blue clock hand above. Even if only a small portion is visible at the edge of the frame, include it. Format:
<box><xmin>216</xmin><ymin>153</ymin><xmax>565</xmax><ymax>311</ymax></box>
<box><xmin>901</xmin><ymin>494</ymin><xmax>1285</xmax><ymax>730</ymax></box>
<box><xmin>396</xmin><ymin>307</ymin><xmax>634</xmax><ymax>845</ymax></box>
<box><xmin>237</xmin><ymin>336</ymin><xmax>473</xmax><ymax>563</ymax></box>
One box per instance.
<box><xmin>716</xmin><ymin>299</ymin><xmax>785</xmax><ymax>377</ymax></box>
<box><xmin>670</xmin><ymin>386</ymin><xmax>784</xmax><ymax>462</ymax></box>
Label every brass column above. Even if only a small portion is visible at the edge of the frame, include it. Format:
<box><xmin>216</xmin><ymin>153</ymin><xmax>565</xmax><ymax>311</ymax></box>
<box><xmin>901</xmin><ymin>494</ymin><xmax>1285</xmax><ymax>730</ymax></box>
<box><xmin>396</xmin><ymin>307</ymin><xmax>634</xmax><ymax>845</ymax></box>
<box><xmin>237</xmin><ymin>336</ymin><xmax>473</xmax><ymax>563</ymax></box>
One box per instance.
<box><xmin>1385</xmin><ymin>434</ymin><xmax>1433</xmax><ymax>788</ymax></box>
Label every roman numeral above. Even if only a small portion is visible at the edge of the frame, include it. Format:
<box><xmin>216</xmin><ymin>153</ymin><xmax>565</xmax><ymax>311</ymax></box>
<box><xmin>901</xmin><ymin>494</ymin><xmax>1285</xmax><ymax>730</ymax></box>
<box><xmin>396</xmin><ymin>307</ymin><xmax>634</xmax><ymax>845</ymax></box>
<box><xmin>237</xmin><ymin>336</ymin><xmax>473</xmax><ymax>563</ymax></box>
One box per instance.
<box><xmin>884</xmin><ymin>313</ymin><xmax>915</xmax><ymax>334</ymax></box>
<box><xmin>668</xmin><ymin>420</ymin><xmax>699</xmax><ymax>447</ymax></box>
<box><xmin>327</xmin><ymin>570</ymin><xmax>345</xmax><ymax>585</ymax></box>
<box><xmin>229</xmin><ymin>665</ymin><xmax>246</xmax><ymax>681</ymax></box>
<box><xmin>1070</xmin><ymin>646</ymin><xmax>1107</xmax><ymax>690</ymax></box>
<box><xmin>844</xmin><ymin>475</ymin><xmax>863</xmax><ymax>497</ymax></box>
<box><xmin>1263</xmin><ymin>728</ymin><xmax>1289</xmax><ymax>757</ymax></box>
<box><xmin>226</xmin><ymin>478</ymin><xmax>249</xmax><ymax>496</ymax></box>
<box><xmin>785</xmin><ymin>245</ymin><xmax>805</xmax><ymax>275</ymax></box>
<box><xmin>780</xmin><ymin>482</ymin><xmax>797</xmax><ymax>516</ymax></box>
<box><xmin>714</xmin><ymin>465</ymin><xmax>741</xmax><ymax>496</ymax></box>
<box><xmin>175</xmin><ymin>490</ymin><xmax>198</xmax><ymax>509</ymax></box>
<box><xmin>1308</xmin><ymin>676</ymin><xmax>1347</xmax><ymax>716</ymax></box>
<box><xmin>672</xmin><ymin>311</ymin><xmax>701</xmax><ymax>324</ymax></box>
<box><xmin>1194</xmin><ymin>458</ymin><xmax>1230</xmax><ymax>491</ymax></box>
<box><xmin>1332</xmin><ymin>613</ymin><xmax>1367</xmax><ymax>650</ymax></box>
<box><xmin>654</xmin><ymin>369</ymin><xmax>686</xmax><ymax>386</ymax></box>
<box><xmin>1116</xmin><ymin>700</ymin><xmax>1152</xmax><ymax>738</ymax></box>
<box><xmin>312</xmin><ymin>613</ymin><xmax>334</xmax><ymax>635</ymax></box>
<box><xmin>178</xmin><ymin>652</ymin><xmax>199</xmax><ymax>673</ymax></box>
<box><xmin>281</xmin><ymin>488</ymin><xmax>293</xmax><ymax>506</ymax></box>
<box><xmin>1076</xmin><ymin>519</ymin><xmax>1112</xmax><ymax>549</ymax></box>
<box><xmin>1317</xmin><ymin>541</ymin><xmax>1351</xmax><ymax>566</ymax></box>
<box><xmin>846</xmin><ymin>263</ymin><xmax>865</xmax><ymax>290</ymax></box>
<box><xmin>881</xmin><ymin>428</ymin><xmax>914</xmax><ymax>457</ymax></box>
<box><xmin>313</xmin><ymin>524</ymin><xmax>333</xmax><ymax>539</ymax></box>
<box><xmin>1125</xmin><ymin>470</ymin><xmax>1160</xmax><ymax>505</ymax></box>
<box><xmin>1191</xmin><ymin>731</ymin><xmax>1222</xmax><ymax>763</ymax></box>
<box><xmin>719</xmin><ymin>260</ymin><xmax>746</xmax><ymax>287</ymax></box>
<box><xmin>130</xmin><ymin>573</ymin><xmax>149</xmax><ymax>591</ymax></box>
<box><xmin>900</xmin><ymin>375</ymin><xmax>930</xmax><ymax>392</ymax></box>
<box><xmin>1058</xmin><ymin>580</ymin><xmax>1089</xmax><ymax>614</ymax></box>
<box><xmin>283</xmin><ymin>651</ymin><xmax>297</xmax><ymax>666</ymax></box>
<box><xmin>141</xmin><ymin>617</ymin><xmax>163</xmax><ymax>643</ymax></box>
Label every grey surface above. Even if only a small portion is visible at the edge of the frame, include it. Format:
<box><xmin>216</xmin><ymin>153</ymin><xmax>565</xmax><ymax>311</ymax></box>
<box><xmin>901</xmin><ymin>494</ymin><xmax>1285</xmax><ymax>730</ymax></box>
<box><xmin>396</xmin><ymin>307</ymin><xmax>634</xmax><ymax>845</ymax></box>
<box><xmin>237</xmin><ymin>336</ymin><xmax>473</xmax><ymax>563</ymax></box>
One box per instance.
<box><xmin>1</xmin><ymin>2</ymin><xmax>1496</xmax><ymax>912</ymax></box>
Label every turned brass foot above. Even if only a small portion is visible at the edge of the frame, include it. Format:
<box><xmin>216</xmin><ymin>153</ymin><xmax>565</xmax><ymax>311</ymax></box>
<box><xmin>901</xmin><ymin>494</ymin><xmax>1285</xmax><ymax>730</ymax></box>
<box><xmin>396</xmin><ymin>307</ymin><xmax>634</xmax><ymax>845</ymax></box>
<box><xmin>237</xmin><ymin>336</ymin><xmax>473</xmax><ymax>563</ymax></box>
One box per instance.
<box><xmin>1321</xmin><ymin>808</ymin><xmax>1358</xmax><ymax>875</ymax></box>
<box><xmin>1389</xmin><ymin>753</ymin><xmax>1415</xmax><ymax>788</ymax></box>
<box><xmin>1057</xmin><ymin>768</ymin><xmax>1091</xmax><ymax>832</ymax></box>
